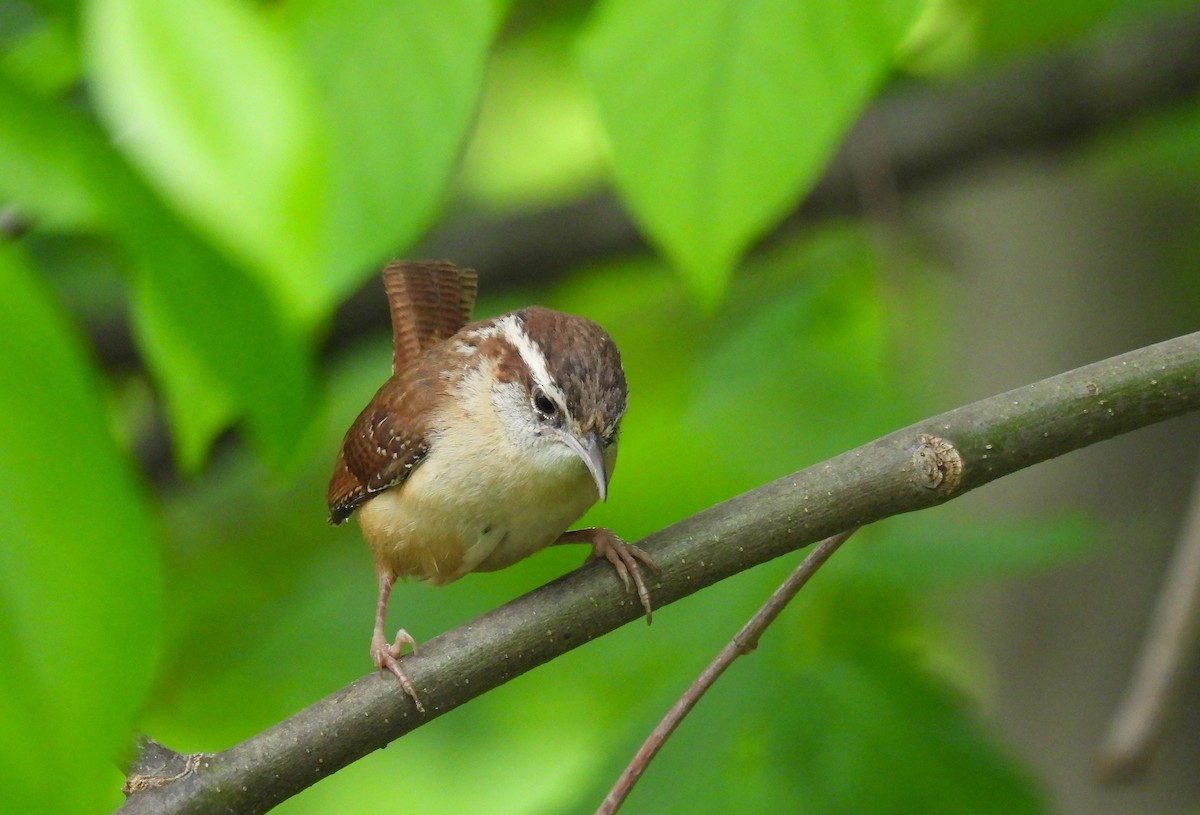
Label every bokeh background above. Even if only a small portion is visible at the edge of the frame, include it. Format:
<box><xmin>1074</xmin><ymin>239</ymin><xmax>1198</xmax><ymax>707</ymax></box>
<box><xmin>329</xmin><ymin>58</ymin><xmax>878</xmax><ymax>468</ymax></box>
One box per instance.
<box><xmin>3</xmin><ymin>0</ymin><xmax>1200</xmax><ymax>813</ymax></box>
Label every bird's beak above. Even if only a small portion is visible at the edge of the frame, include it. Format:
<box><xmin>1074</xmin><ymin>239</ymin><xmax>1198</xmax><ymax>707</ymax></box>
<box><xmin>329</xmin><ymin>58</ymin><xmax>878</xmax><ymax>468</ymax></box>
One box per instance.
<box><xmin>561</xmin><ymin>430</ymin><xmax>609</xmax><ymax>502</ymax></box>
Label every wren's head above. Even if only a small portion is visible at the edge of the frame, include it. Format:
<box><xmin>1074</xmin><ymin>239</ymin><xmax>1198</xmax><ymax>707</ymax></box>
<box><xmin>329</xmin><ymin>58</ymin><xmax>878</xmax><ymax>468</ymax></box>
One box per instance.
<box><xmin>462</xmin><ymin>306</ymin><xmax>628</xmax><ymax>501</ymax></box>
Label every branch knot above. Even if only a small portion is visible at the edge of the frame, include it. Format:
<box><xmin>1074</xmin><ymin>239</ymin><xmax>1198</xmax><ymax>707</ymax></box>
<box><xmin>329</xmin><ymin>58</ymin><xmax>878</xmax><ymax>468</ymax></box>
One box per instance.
<box><xmin>913</xmin><ymin>434</ymin><xmax>964</xmax><ymax>494</ymax></box>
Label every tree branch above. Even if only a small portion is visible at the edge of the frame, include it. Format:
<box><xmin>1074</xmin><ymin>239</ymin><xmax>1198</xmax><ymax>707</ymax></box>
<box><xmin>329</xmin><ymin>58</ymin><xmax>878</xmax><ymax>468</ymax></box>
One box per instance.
<box><xmin>118</xmin><ymin>331</ymin><xmax>1200</xmax><ymax>814</ymax></box>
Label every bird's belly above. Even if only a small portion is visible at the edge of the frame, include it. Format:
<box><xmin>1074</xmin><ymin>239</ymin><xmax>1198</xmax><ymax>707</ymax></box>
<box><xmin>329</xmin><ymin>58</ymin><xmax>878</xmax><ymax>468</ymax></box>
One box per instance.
<box><xmin>357</xmin><ymin>446</ymin><xmax>598</xmax><ymax>586</ymax></box>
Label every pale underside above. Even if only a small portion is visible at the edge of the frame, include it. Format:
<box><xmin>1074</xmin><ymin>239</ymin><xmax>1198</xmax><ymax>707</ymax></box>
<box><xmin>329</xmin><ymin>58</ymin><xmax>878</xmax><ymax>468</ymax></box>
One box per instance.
<box><xmin>357</xmin><ymin>359</ymin><xmax>617</xmax><ymax>585</ymax></box>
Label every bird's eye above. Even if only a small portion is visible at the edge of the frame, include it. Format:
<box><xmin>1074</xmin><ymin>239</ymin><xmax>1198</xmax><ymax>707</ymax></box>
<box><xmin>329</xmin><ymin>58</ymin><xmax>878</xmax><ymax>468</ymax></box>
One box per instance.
<box><xmin>533</xmin><ymin>389</ymin><xmax>557</xmax><ymax>419</ymax></box>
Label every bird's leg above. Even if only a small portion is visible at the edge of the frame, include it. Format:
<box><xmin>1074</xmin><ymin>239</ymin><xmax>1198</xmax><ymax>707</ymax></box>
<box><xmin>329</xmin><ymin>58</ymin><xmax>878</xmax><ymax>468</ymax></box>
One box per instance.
<box><xmin>556</xmin><ymin>528</ymin><xmax>658</xmax><ymax>623</ymax></box>
<box><xmin>370</xmin><ymin>569</ymin><xmax>424</xmax><ymax>712</ymax></box>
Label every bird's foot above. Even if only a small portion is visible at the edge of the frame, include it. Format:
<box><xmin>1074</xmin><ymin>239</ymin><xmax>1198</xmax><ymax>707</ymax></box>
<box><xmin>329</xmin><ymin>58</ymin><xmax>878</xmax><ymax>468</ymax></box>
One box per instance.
<box><xmin>562</xmin><ymin>527</ymin><xmax>658</xmax><ymax>623</ymax></box>
<box><xmin>371</xmin><ymin>628</ymin><xmax>425</xmax><ymax>712</ymax></box>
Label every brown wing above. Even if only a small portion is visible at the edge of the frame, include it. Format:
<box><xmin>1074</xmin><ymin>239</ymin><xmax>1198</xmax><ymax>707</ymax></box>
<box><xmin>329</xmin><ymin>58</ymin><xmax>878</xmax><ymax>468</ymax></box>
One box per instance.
<box><xmin>382</xmin><ymin>260</ymin><xmax>478</xmax><ymax>373</ymax></box>
<box><xmin>326</xmin><ymin>363</ymin><xmax>441</xmax><ymax>525</ymax></box>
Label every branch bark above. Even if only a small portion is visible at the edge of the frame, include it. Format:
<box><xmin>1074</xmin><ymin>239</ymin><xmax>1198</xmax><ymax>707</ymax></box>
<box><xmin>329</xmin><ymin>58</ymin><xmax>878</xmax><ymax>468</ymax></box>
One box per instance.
<box><xmin>118</xmin><ymin>331</ymin><xmax>1200</xmax><ymax>814</ymax></box>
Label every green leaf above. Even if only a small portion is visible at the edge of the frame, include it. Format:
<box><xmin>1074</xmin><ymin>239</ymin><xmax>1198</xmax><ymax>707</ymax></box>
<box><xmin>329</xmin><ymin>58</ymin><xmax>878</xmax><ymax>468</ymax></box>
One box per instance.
<box><xmin>276</xmin><ymin>0</ymin><xmax>498</xmax><ymax>303</ymax></box>
<box><xmin>0</xmin><ymin>76</ymin><xmax>113</xmax><ymax>229</ymax></box>
<box><xmin>0</xmin><ymin>14</ymin><xmax>81</xmax><ymax>97</ymax></box>
<box><xmin>84</xmin><ymin>0</ymin><xmax>327</xmax><ymax>322</ymax></box>
<box><xmin>457</xmin><ymin>22</ymin><xmax>608</xmax><ymax>209</ymax></box>
<box><xmin>0</xmin><ymin>74</ymin><xmax>316</xmax><ymax>470</ymax></box>
<box><xmin>129</xmin><ymin>269</ymin><xmax>237</xmax><ymax>474</ymax></box>
<box><xmin>580</xmin><ymin>0</ymin><xmax>922</xmax><ymax>302</ymax></box>
<box><xmin>0</xmin><ymin>246</ymin><xmax>162</xmax><ymax>813</ymax></box>
<box><xmin>23</xmin><ymin>0</ymin><xmax>82</xmax><ymax>18</ymax></box>
<box><xmin>783</xmin><ymin>649</ymin><xmax>1046</xmax><ymax>814</ymax></box>
<box><xmin>625</xmin><ymin>595</ymin><xmax>1046</xmax><ymax>814</ymax></box>
<box><xmin>119</xmin><ymin>208</ymin><xmax>317</xmax><ymax>470</ymax></box>
<box><xmin>684</xmin><ymin>227</ymin><xmax>907</xmax><ymax>491</ymax></box>
<box><xmin>976</xmin><ymin>0</ymin><xmax>1196</xmax><ymax>58</ymax></box>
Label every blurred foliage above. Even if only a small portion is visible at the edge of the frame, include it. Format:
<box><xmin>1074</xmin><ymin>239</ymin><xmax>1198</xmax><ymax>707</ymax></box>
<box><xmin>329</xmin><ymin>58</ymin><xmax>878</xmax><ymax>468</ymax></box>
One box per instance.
<box><xmin>1</xmin><ymin>0</ymin><xmax>1197</xmax><ymax>813</ymax></box>
<box><xmin>579</xmin><ymin>0</ymin><xmax>921</xmax><ymax>303</ymax></box>
<box><xmin>972</xmin><ymin>0</ymin><xmax>1198</xmax><ymax>57</ymax></box>
<box><xmin>0</xmin><ymin>245</ymin><xmax>161</xmax><ymax>814</ymax></box>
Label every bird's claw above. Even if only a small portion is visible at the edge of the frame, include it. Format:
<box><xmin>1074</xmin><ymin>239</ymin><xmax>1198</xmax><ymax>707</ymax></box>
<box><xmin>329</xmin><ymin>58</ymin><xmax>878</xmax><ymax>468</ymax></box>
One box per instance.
<box><xmin>583</xmin><ymin>529</ymin><xmax>658</xmax><ymax>624</ymax></box>
<box><xmin>371</xmin><ymin>628</ymin><xmax>425</xmax><ymax>712</ymax></box>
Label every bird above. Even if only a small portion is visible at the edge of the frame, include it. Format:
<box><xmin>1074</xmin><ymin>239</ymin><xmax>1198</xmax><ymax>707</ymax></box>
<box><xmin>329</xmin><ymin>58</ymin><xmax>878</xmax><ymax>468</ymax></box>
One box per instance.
<box><xmin>327</xmin><ymin>260</ymin><xmax>655</xmax><ymax>710</ymax></box>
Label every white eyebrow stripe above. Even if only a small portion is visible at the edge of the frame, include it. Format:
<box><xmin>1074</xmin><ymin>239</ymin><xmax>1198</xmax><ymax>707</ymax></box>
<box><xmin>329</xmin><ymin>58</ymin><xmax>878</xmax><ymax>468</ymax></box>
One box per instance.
<box><xmin>498</xmin><ymin>314</ymin><xmax>569</xmax><ymax>410</ymax></box>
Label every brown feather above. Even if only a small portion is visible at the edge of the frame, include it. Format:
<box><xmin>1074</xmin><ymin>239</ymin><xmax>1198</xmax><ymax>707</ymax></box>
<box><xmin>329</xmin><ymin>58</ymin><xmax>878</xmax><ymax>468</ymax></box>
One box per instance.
<box><xmin>326</xmin><ymin>357</ymin><xmax>445</xmax><ymax>524</ymax></box>
<box><xmin>328</xmin><ymin>261</ymin><xmax>478</xmax><ymax>525</ymax></box>
<box><xmin>382</xmin><ymin>260</ymin><xmax>478</xmax><ymax>373</ymax></box>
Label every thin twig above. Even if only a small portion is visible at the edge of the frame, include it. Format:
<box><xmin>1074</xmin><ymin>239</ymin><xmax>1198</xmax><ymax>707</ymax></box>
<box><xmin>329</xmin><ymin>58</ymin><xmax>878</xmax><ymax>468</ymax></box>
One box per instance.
<box><xmin>1097</xmin><ymin>457</ymin><xmax>1200</xmax><ymax>781</ymax></box>
<box><xmin>596</xmin><ymin>527</ymin><xmax>859</xmax><ymax>815</ymax></box>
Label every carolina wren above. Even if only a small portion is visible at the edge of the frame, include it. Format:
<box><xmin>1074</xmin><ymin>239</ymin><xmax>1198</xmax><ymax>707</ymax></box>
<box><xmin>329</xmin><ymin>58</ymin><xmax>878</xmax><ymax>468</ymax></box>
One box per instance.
<box><xmin>327</xmin><ymin>260</ymin><xmax>655</xmax><ymax>709</ymax></box>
